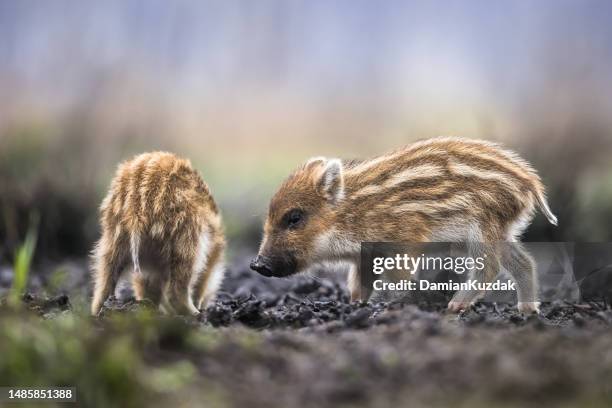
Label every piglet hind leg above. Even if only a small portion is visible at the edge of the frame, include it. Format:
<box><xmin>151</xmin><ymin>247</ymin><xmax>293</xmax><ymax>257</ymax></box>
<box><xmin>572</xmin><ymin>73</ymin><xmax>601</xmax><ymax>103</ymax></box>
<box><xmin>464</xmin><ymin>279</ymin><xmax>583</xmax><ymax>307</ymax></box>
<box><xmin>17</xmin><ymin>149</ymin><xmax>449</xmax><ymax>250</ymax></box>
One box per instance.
<box><xmin>91</xmin><ymin>233</ymin><xmax>128</xmax><ymax>316</ymax></box>
<box><xmin>165</xmin><ymin>247</ymin><xmax>201</xmax><ymax>316</ymax></box>
<box><xmin>191</xmin><ymin>239</ymin><xmax>225</xmax><ymax>311</ymax></box>
<box><xmin>448</xmin><ymin>243</ymin><xmax>500</xmax><ymax>313</ymax></box>
<box><xmin>502</xmin><ymin>243</ymin><xmax>540</xmax><ymax>314</ymax></box>
<box><xmin>132</xmin><ymin>271</ymin><xmax>163</xmax><ymax>308</ymax></box>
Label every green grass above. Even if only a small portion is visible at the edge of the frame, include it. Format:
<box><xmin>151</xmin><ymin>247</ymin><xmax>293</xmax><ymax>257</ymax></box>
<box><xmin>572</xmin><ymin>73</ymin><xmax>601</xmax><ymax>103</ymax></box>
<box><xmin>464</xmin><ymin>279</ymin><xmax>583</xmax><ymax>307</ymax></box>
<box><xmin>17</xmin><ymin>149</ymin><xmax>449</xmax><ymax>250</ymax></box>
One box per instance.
<box><xmin>9</xmin><ymin>214</ymin><xmax>39</xmax><ymax>308</ymax></box>
<box><xmin>0</xmin><ymin>309</ymin><xmax>227</xmax><ymax>408</ymax></box>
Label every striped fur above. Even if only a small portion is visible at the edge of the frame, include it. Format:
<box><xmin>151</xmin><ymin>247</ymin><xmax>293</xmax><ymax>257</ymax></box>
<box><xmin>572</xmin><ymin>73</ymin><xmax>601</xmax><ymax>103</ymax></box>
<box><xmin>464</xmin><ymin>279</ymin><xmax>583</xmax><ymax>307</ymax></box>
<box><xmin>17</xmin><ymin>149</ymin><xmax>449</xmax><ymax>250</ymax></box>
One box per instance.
<box><xmin>91</xmin><ymin>152</ymin><xmax>225</xmax><ymax>316</ymax></box>
<box><xmin>256</xmin><ymin>137</ymin><xmax>557</xmax><ymax>313</ymax></box>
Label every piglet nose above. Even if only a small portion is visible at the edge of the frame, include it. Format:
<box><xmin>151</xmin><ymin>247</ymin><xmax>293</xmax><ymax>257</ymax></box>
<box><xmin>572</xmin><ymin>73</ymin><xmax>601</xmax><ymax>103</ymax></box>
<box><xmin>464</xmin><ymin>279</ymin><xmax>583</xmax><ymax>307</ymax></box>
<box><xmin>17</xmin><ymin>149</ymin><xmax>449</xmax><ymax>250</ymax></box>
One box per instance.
<box><xmin>250</xmin><ymin>255</ymin><xmax>272</xmax><ymax>276</ymax></box>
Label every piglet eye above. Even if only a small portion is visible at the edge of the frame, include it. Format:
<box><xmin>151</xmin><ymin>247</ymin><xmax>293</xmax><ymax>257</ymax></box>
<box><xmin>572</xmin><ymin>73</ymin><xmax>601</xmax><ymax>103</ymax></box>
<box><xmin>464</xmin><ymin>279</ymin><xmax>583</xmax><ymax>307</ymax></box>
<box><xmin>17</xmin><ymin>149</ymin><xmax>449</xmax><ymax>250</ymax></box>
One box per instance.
<box><xmin>285</xmin><ymin>209</ymin><xmax>304</xmax><ymax>229</ymax></box>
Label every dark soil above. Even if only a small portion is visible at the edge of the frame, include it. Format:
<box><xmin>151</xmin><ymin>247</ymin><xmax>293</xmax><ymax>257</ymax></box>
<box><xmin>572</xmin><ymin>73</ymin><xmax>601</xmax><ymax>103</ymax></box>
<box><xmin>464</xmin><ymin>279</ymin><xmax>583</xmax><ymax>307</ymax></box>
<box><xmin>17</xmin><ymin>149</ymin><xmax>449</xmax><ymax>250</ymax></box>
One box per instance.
<box><xmin>3</xmin><ymin>257</ymin><xmax>612</xmax><ymax>407</ymax></box>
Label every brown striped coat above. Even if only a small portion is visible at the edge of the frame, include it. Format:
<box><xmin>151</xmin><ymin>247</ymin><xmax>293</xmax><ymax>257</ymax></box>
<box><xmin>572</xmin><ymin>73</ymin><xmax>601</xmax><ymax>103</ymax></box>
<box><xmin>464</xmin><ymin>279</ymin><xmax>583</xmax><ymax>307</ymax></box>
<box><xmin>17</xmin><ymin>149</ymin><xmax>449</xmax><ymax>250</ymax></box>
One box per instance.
<box><xmin>91</xmin><ymin>152</ymin><xmax>225</xmax><ymax>316</ymax></box>
<box><xmin>251</xmin><ymin>137</ymin><xmax>556</xmax><ymax>313</ymax></box>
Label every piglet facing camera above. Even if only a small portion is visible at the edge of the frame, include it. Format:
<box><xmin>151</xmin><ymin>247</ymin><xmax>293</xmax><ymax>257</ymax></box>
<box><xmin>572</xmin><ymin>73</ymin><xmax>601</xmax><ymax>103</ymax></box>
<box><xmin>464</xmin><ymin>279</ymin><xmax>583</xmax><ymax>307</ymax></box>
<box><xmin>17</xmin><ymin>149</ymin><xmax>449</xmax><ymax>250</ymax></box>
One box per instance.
<box><xmin>90</xmin><ymin>152</ymin><xmax>225</xmax><ymax>316</ymax></box>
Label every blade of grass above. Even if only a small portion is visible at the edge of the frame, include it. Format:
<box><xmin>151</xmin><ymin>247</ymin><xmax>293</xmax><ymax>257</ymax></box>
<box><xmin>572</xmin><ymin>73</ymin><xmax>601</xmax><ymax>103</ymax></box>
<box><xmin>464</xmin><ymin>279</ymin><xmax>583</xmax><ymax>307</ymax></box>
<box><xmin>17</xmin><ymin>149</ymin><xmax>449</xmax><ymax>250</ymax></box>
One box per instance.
<box><xmin>9</xmin><ymin>213</ymin><xmax>39</xmax><ymax>308</ymax></box>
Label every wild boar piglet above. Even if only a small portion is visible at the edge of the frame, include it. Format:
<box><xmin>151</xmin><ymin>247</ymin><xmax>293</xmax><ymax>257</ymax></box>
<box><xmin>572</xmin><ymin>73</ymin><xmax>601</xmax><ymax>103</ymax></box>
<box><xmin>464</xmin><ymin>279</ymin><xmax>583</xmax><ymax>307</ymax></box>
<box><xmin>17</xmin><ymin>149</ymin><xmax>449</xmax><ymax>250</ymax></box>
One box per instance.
<box><xmin>251</xmin><ymin>137</ymin><xmax>557</xmax><ymax>314</ymax></box>
<box><xmin>91</xmin><ymin>152</ymin><xmax>225</xmax><ymax>316</ymax></box>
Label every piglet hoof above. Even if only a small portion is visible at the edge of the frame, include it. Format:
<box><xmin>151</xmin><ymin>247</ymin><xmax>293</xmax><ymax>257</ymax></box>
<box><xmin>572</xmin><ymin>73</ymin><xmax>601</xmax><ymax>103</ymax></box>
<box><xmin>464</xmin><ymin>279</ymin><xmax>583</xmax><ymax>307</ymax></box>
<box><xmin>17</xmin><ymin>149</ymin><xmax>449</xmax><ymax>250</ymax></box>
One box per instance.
<box><xmin>447</xmin><ymin>301</ymin><xmax>470</xmax><ymax>313</ymax></box>
<box><xmin>518</xmin><ymin>302</ymin><xmax>540</xmax><ymax>314</ymax></box>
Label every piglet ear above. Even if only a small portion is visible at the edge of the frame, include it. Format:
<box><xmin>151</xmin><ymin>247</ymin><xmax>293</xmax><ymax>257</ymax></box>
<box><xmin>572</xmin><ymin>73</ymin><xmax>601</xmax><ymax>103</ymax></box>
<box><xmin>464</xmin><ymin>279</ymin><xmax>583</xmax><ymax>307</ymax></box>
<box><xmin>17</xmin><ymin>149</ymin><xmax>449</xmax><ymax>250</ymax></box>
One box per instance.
<box><xmin>311</xmin><ymin>158</ymin><xmax>344</xmax><ymax>203</ymax></box>
<box><xmin>305</xmin><ymin>156</ymin><xmax>326</xmax><ymax>168</ymax></box>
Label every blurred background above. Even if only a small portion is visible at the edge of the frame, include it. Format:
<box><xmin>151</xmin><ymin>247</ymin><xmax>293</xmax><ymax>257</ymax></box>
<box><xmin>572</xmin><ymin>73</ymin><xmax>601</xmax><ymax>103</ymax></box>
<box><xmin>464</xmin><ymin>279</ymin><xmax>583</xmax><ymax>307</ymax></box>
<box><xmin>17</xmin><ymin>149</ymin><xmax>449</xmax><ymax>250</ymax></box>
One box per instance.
<box><xmin>1</xmin><ymin>0</ymin><xmax>612</xmax><ymax>267</ymax></box>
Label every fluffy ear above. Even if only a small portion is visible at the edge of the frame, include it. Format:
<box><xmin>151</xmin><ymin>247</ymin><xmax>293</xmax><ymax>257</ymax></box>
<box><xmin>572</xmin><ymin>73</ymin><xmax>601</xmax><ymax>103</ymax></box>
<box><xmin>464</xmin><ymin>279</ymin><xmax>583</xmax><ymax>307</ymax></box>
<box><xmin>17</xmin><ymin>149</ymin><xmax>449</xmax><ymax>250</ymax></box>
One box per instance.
<box><xmin>313</xmin><ymin>158</ymin><xmax>344</xmax><ymax>203</ymax></box>
<box><xmin>305</xmin><ymin>156</ymin><xmax>327</xmax><ymax>168</ymax></box>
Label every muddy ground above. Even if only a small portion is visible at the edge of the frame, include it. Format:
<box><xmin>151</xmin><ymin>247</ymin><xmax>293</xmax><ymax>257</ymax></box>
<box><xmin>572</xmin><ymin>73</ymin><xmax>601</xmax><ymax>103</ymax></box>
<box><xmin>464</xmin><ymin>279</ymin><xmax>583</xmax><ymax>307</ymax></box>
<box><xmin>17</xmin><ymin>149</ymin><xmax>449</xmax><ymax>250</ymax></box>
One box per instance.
<box><xmin>1</xmin><ymin>256</ymin><xmax>612</xmax><ymax>408</ymax></box>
